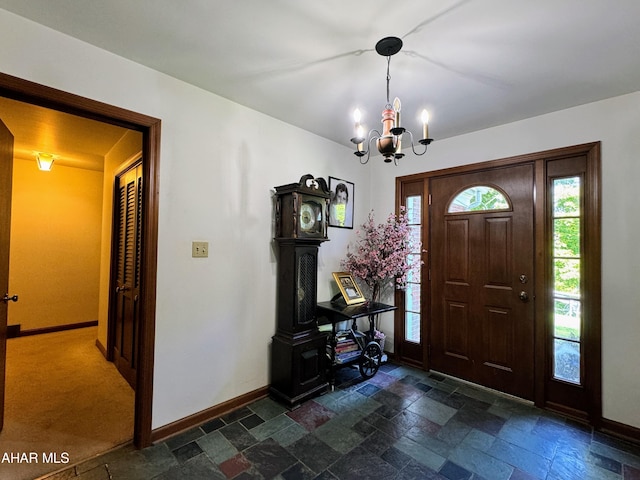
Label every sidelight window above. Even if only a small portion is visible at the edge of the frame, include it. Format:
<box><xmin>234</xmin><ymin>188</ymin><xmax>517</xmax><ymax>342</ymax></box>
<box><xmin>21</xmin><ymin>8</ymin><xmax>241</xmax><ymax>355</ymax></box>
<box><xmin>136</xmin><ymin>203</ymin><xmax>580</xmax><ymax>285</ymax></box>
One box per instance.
<box><xmin>404</xmin><ymin>195</ymin><xmax>422</xmax><ymax>343</ymax></box>
<box><xmin>551</xmin><ymin>176</ymin><xmax>582</xmax><ymax>384</ymax></box>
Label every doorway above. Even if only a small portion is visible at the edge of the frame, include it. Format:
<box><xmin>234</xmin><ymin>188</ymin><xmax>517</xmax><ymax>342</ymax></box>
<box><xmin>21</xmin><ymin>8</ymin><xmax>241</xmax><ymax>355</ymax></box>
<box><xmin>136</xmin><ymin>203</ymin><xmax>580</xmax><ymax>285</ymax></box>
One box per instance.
<box><xmin>395</xmin><ymin>143</ymin><xmax>602</xmax><ymax>424</ymax></box>
<box><xmin>0</xmin><ymin>72</ymin><xmax>160</xmax><ymax>448</ymax></box>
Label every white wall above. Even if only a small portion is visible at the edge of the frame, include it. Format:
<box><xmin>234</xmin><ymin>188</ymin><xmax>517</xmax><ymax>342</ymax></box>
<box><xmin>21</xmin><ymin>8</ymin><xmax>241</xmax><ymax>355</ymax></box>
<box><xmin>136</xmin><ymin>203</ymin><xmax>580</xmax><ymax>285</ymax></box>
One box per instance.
<box><xmin>370</xmin><ymin>92</ymin><xmax>640</xmax><ymax>429</ymax></box>
<box><xmin>0</xmin><ymin>9</ymin><xmax>367</xmax><ymax>429</ymax></box>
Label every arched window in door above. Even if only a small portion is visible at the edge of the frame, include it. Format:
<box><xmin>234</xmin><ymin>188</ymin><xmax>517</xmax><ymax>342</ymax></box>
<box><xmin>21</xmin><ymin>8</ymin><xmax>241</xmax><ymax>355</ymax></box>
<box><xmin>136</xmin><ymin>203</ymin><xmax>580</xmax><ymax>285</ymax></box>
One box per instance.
<box><xmin>447</xmin><ymin>185</ymin><xmax>510</xmax><ymax>213</ymax></box>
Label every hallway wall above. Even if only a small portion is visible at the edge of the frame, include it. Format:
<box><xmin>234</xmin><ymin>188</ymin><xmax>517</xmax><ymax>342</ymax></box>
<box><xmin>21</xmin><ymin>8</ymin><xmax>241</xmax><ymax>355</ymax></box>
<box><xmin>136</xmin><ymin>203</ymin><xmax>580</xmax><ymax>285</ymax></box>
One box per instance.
<box><xmin>8</xmin><ymin>158</ymin><xmax>103</xmax><ymax>330</ymax></box>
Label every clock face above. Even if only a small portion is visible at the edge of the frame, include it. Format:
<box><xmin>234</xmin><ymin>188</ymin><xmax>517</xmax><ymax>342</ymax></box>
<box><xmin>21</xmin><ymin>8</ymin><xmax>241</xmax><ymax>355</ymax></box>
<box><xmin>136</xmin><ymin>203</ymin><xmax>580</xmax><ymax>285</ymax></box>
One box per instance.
<box><xmin>299</xmin><ymin>202</ymin><xmax>317</xmax><ymax>232</ymax></box>
<box><xmin>298</xmin><ymin>197</ymin><xmax>324</xmax><ymax>237</ymax></box>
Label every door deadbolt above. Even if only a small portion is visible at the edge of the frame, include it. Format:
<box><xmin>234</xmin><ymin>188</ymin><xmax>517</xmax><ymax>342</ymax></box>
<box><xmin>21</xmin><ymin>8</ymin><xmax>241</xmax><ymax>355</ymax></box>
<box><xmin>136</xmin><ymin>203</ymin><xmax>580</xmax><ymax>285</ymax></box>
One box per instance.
<box><xmin>519</xmin><ymin>274</ymin><xmax>528</xmax><ymax>284</ymax></box>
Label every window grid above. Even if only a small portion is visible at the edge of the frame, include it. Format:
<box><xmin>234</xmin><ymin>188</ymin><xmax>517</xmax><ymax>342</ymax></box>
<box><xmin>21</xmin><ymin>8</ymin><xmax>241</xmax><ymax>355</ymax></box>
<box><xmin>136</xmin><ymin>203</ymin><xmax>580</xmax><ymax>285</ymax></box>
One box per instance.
<box><xmin>404</xmin><ymin>195</ymin><xmax>421</xmax><ymax>343</ymax></box>
<box><xmin>551</xmin><ymin>176</ymin><xmax>582</xmax><ymax>385</ymax></box>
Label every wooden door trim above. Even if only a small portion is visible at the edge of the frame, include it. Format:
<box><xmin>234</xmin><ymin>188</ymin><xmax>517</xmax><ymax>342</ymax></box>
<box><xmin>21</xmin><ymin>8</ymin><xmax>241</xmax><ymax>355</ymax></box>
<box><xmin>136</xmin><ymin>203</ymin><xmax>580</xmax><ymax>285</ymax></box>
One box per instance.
<box><xmin>396</xmin><ymin>141</ymin><xmax>601</xmax><ymax>423</ymax></box>
<box><xmin>0</xmin><ymin>71</ymin><xmax>160</xmax><ymax>448</ymax></box>
<box><xmin>394</xmin><ymin>179</ymin><xmax>429</xmax><ymax>370</ymax></box>
<box><xmin>114</xmin><ymin>151</ymin><xmax>144</xmax><ymax>177</ymax></box>
<box><xmin>585</xmin><ymin>142</ymin><xmax>602</xmax><ymax>426</ymax></box>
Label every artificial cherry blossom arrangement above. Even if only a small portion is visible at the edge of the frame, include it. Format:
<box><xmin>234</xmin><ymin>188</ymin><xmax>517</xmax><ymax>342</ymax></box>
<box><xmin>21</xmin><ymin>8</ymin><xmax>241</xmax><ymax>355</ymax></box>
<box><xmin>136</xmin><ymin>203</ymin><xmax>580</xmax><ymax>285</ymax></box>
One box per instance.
<box><xmin>341</xmin><ymin>207</ymin><xmax>419</xmax><ymax>303</ymax></box>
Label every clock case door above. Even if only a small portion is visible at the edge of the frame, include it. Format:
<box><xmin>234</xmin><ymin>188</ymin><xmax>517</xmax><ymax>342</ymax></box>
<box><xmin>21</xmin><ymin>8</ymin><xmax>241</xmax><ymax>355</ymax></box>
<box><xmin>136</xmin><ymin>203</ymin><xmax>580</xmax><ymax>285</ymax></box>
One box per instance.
<box><xmin>275</xmin><ymin>241</ymin><xmax>320</xmax><ymax>335</ymax></box>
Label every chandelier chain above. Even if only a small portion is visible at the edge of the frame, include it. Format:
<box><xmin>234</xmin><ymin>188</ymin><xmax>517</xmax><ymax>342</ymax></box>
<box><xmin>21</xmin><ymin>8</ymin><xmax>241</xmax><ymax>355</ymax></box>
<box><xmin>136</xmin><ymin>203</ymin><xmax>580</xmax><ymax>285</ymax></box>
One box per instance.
<box><xmin>385</xmin><ymin>55</ymin><xmax>392</xmax><ymax>106</ymax></box>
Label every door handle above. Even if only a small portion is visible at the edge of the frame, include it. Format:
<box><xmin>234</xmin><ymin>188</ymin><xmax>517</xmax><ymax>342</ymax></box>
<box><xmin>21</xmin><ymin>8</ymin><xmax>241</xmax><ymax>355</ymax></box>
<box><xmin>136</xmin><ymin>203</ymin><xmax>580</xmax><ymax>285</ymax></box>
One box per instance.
<box><xmin>519</xmin><ymin>291</ymin><xmax>529</xmax><ymax>302</ymax></box>
<box><xmin>2</xmin><ymin>294</ymin><xmax>18</xmax><ymax>303</ymax></box>
<box><xmin>115</xmin><ymin>285</ymin><xmax>130</xmax><ymax>293</ymax></box>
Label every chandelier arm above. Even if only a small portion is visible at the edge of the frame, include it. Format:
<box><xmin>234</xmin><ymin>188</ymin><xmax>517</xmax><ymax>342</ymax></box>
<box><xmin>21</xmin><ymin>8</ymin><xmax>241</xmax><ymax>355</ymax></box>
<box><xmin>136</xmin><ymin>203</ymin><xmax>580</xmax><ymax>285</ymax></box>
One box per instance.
<box><xmin>359</xmin><ymin>136</ymin><xmax>372</xmax><ymax>164</ymax></box>
<box><xmin>369</xmin><ymin>129</ymin><xmax>382</xmax><ymax>140</ymax></box>
<box><xmin>363</xmin><ymin>131</ymin><xmax>383</xmax><ymax>164</ymax></box>
<box><xmin>353</xmin><ymin>130</ymin><xmax>382</xmax><ymax>164</ymax></box>
<box><xmin>405</xmin><ymin>130</ymin><xmax>430</xmax><ymax>156</ymax></box>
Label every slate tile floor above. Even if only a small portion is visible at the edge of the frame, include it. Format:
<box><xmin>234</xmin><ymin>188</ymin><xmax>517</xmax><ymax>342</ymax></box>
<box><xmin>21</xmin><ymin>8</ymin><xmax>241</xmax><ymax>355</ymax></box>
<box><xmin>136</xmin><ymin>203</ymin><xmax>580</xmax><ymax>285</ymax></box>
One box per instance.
<box><xmin>44</xmin><ymin>363</ymin><xmax>640</xmax><ymax>480</ymax></box>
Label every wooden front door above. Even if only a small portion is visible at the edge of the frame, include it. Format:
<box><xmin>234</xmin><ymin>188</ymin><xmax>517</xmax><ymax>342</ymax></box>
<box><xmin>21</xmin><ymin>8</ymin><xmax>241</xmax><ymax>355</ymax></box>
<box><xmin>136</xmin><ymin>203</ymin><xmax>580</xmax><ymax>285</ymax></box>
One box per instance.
<box><xmin>430</xmin><ymin>163</ymin><xmax>535</xmax><ymax>400</ymax></box>
<box><xmin>111</xmin><ymin>161</ymin><xmax>143</xmax><ymax>389</ymax></box>
<box><xmin>0</xmin><ymin>118</ymin><xmax>14</xmax><ymax>432</ymax></box>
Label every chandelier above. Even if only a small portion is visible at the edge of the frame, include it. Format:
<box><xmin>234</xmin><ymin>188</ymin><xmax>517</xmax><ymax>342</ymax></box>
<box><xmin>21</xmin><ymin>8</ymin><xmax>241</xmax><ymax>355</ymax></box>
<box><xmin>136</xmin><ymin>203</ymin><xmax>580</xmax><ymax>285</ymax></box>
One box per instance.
<box><xmin>350</xmin><ymin>37</ymin><xmax>433</xmax><ymax>165</ymax></box>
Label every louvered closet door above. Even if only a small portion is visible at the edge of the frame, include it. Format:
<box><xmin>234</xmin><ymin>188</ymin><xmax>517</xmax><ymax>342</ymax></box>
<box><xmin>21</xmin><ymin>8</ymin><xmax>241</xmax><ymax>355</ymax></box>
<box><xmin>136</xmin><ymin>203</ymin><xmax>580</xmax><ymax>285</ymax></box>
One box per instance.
<box><xmin>113</xmin><ymin>162</ymin><xmax>142</xmax><ymax>389</ymax></box>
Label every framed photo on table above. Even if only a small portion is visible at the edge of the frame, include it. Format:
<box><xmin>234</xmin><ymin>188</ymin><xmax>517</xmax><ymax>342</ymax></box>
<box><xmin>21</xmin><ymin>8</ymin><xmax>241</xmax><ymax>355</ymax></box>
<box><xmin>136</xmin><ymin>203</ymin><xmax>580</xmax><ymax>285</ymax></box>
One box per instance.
<box><xmin>332</xmin><ymin>272</ymin><xmax>366</xmax><ymax>305</ymax></box>
<box><xmin>328</xmin><ymin>176</ymin><xmax>354</xmax><ymax>228</ymax></box>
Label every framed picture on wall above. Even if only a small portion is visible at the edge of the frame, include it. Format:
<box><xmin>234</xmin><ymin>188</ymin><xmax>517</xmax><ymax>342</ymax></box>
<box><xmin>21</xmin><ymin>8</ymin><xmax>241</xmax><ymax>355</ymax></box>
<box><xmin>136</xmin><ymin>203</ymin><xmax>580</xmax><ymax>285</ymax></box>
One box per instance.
<box><xmin>328</xmin><ymin>176</ymin><xmax>354</xmax><ymax>228</ymax></box>
<box><xmin>332</xmin><ymin>272</ymin><xmax>366</xmax><ymax>305</ymax></box>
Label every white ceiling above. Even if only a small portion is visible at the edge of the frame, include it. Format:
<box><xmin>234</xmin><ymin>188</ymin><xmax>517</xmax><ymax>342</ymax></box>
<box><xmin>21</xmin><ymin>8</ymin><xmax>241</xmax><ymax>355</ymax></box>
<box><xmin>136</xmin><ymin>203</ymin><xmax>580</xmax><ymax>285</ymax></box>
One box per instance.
<box><xmin>1</xmin><ymin>0</ymin><xmax>640</xmax><ymax>157</ymax></box>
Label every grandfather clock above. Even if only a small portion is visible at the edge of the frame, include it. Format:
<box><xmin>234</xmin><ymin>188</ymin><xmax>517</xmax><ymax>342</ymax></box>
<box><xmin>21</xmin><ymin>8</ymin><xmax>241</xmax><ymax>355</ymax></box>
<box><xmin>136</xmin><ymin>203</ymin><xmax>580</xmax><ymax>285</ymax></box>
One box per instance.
<box><xmin>270</xmin><ymin>174</ymin><xmax>330</xmax><ymax>407</ymax></box>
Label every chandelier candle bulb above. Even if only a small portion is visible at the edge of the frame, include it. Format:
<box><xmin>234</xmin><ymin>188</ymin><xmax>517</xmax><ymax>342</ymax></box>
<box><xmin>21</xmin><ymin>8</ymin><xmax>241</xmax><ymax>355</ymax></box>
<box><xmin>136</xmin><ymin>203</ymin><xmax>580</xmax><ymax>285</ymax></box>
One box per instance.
<box><xmin>394</xmin><ymin>99</ymin><xmax>402</xmax><ymax>152</ymax></box>
<box><xmin>353</xmin><ymin>109</ymin><xmax>365</xmax><ymax>151</ymax></box>
<box><xmin>356</xmin><ymin>125</ymin><xmax>364</xmax><ymax>152</ymax></box>
<box><xmin>353</xmin><ymin>109</ymin><xmax>362</xmax><ymax>133</ymax></box>
<box><xmin>421</xmin><ymin>109</ymin><xmax>430</xmax><ymax>140</ymax></box>
<box><xmin>393</xmin><ymin>97</ymin><xmax>401</xmax><ymax>128</ymax></box>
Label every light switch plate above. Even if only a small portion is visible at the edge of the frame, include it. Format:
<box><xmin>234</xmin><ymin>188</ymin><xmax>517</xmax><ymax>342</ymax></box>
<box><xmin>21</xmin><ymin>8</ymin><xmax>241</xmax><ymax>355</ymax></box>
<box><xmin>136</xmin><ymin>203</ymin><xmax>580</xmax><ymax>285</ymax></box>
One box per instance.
<box><xmin>192</xmin><ymin>241</ymin><xmax>208</xmax><ymax>258</ymax></box>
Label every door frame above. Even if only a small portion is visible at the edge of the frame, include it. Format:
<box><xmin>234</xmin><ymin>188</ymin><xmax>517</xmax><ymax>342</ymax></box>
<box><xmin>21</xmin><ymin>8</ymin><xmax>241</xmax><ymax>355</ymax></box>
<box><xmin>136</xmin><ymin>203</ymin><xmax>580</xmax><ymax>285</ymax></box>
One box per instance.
<box><xmin>395</xmin><ymin>142</ymin><xmax>601</xmax><ymax>424</ymax></box>
<box><xmin>0</xmin><ymin>71</ymin><xmax>160</xmax><ymax>448</ymax></box>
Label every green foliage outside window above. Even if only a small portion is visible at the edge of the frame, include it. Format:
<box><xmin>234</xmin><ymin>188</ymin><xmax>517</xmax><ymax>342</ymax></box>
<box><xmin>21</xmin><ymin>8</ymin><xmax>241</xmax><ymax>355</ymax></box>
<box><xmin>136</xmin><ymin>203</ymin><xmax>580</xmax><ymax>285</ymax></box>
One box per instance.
<box><xmin>468</xmin><ymin>188</ymin><xmax>508</xmax><ymax>211</ymax></box>
<box><xmin>552</xmin><ymin>177</ymin><xmax>582</xmax><ymax>384</ymax></box>
<box><xmin>553</xmin><ymin>178</ymin><xmax>581</xmax><ymax>297</ymax></box>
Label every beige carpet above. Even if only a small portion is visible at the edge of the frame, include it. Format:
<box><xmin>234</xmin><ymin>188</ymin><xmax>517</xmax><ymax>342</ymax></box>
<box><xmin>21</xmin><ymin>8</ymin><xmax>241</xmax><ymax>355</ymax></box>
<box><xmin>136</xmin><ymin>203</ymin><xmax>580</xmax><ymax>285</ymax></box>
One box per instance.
<box><xmin>0</xmin><ymin>327</ymin><xmax>135</xmax><ymax>480</ymax></box>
